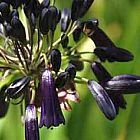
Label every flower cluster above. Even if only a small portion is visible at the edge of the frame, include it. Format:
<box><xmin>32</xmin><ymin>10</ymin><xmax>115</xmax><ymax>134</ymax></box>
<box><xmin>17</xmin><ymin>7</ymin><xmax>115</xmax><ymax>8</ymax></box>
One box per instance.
<box><xmin>0</xmin><ymin>0</ymin><xmax>140</xmax><ymax>140</ymax></box>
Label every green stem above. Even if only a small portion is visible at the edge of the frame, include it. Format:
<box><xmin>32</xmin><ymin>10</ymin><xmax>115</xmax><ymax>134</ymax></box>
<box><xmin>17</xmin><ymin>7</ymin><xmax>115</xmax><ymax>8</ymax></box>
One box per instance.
<box><xmin>52</xmin><ymin>20</ymin><xmax>77</xmax><ymax>47</ymax></box>
<box><xmin>52</xmin><ymin>0</ymin><xmax>55</xmax><ymax>6</ymax></box>
<box><xmin>0</xmin><ymin>60</ymin><xmax>25</xmax><ymax>75</ymax></box>
<box><xmin>75</xmin><ymin>76</ymin><xmax>89</xmax><ymax>83</ymax></box>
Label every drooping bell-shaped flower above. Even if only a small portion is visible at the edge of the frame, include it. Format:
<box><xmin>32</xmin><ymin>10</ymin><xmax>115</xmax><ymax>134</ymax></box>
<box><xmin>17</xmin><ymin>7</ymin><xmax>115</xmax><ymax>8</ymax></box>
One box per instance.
<box><xmin>25</xmin><ymin>104</ymin><xmax>40</xmax><ymax>140</ymax></box>
<box><xmin>39</xmin><ymin>69</ymin><xmax>65</xmax><ymax>128</ymax></box>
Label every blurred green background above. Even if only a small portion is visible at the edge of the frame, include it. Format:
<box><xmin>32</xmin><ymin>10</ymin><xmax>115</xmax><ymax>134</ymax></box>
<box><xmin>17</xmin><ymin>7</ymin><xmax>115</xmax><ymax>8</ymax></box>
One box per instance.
<box><xmin>1</xmin><ymin>0</ymin><xmax>140</xmax><ymax>140</ymax></box>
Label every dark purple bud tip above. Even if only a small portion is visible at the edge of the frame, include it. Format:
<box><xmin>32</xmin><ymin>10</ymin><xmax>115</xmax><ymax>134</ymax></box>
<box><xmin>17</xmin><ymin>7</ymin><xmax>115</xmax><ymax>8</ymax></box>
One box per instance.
<box><xmin>91</xmin><ymin>62</ymin><xmax>111</xmax><ymax>82</ymax></box>
<box><xmin>39</xmin><ymin>8</ymin><xmax>49</xmax><ymax>35</ymax></box>
<box><xmin>88</xmin><ymin>80</ymin><xmax>116</xmax><ymax>120</ymax></box>
<box><xmin>80</xmin><ymin>0</ymin><xmax>94</xmax><ymax>17</ymax></box>
<box><xmin>108</xmin><ymin>74</ymin><xmax>140</xmax><ymax>81</ymax></box>
<box><xmin>71</xmin><ymin>0</ymin><xmax>94</xmax><ymax>21</ymax></box>
<box><xmin>61</xmin><ymin>8</ymin><xmax>71</xmax><ymax>32</ymax></box>
<box><xmin>55</xmin><ymin>72</ymin><xmax>69</xmax><ymax>89</ymax></box>
<box><xmin>24</xmin><ymin>0</ymin><xmax>40</xmax><ymax>18</ymax></box>
<box><xmin>25</xmin><ymin>105</ymin><xmax>39</xmax><ymax>140</ymax></box>
<box><xmin>69</xmin><ymin>60</ymin><xmax>84</xmax><ymax>71</ymax></box>
<box><xmin>0</xmin><ymin>98</ymin><xmax>9</xmax><ymax>118</ymax></box>
<box><xmin>0</xmin><ymin>2</ymin><xmax>10</xmax><ymax>18</ymax></box>
<box><xmin>50</xmin><ymin>49</ymin><xmax>61</xmax><ymax>73</ymax></box>
<box><xmin>73</xmin><ymin>26</ymin><xmax>83</xmax><ymax>42</ymax></box>
<box><xmin>11</xmin><ymin>17</ymin><xmax>26</xmax><ymax>43</ymax></box>
<box><xmin>61</xmin><ymin>36</ymin><xmax>69</xmax><ymax>48</ymax></box>
<box><xmin>47</xmin><ymin>6</ymin><xmax>60</xmax><ymax>31</ymax></box>
<box><xmin>65</xmin><ymin>64</ymin><xmax>76</xmax><ymax>81</ymax></box>
<box><xmin>0</xmin><ymin>86</ymin><xmax>9</xmax><ymax>118</ymax></box>
<box><xmin>94</xmin><ymin>46</ymin><xmax>134</xmax><ymax>62</ymax></box>
<box><xmin>105</xmin><ymin>74</ymin><xmax>140</xmax><ymax>94</ymax></box>
<box><xmin>71</xmin><ymin>0</ymin><xmax>84</xmax><ymax>21</ymax></box>
<box><xmin>40</xmin><ymin>69</ymin><xmax>65</xmax><ymax>128</ymax></box>
<box><xmin>5</xmin><ymin>77</ymin><xmax>30</xmax><ymax>99</ymax></box>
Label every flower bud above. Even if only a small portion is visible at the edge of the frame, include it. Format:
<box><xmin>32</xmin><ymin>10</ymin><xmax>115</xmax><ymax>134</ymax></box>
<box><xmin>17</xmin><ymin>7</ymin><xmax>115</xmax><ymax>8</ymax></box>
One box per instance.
<box><xmin>73</xmin><ymin>26</ymin><xmax>83</xmax><ymax>42</ymax></box>
<box><xmin>11</xmin><ymin>17</ymin><xmax>26</xmax><ymax>43</ymax></box>
<box><xmin>94</xmin><ymin>46</ymin><xmax>134</xmax><ymax>62</ymax></box>
<box><xmin>88</xmin><ymin>80</ymin><xmax>116</xmax><ymax>120</ymax></box>
<box><xmin>10</xmin><ymin>0</ymin><xmax>23</xmax><ymax>9</ymax></box>
<box><xmin>65</xmin><ymin>64</ymin><xmax>76</xmax><ymax>81</ymax></box>
<box><xmin>61</xmin><ymin>8</ymin><xmax>71</xmax><ymax>32</ymax></box>
<box><xmin>80</xmin><ymin>0</ymin><xmax>94</xmax><ymax>17</ymax></box>
<box><xmin>25</xmin><ymin>104</ymin><xmax>39</xmax><ymax>140</ymax></box>
<box><xmin>91</xmin><ymin>62</ymin><xmax>111</xmax><ymax>82</ymax></box>
<box><xmin>0</xmin><ymin>98</ymin><xmax>9</xmax><ymax>118</ymax></box>
<box><xmin>0</xmin><ymin>86</ymin><xmax>9</xmax><ymax>118</ymax></box>
<box><xmin>71</xmin><ymin>0</ymin><xmax>84</xmax><ymax>21</ymax></box>
<box><xmin>50</xmin><ymin>49</ymin><xmax>61</xmax><ymax>73</ymax></box>
<box><xmin>105</xmin><ymin>74</ymin><xmax>140</xmax><ymax>94</ymax></box>
<box><xmin>61</xmin><ymin>36</ymin><xmax>69</xmax><ymax>48</ymax></box>
<box><xmin>24</xmin><ymin>0</ymin><xmax>40</xmax><ymax>18</ymax></box>
<box><xmin>69</xmin><ymin>60</ymin><xmax>84</xmax><ymax>71</ymax></box>
<box><xmin>109</xmin><ymin>93</ymin><xmax>126</xmax><ymax>114</ymax></box>
<box><xmin>47</xmin><ymin>6</ymin><xmax>61</xmax><ymax>31</ymax></box>
<box><xmin>55</xmin><ymin>72</ymin><xmax>69</xmax><ymax>88</ymax></box>
<box><xmin>71</xmin><ymin>0</ymin><xmax>94</xmax><ymax>21</ymax></box>
<box><xmin>39</xmin><ymin>8</ymin><xmax>49</xmax><ymax>35</ymax></box>
<box><xmin>5</xmin><ymin>77</ymin><xmax>30</xmax><ymax>99</ymax></box>
<box><xmin>0</xmin><ymin>2</ymin><xmax>10</xmax><ymax>20</ymax></box>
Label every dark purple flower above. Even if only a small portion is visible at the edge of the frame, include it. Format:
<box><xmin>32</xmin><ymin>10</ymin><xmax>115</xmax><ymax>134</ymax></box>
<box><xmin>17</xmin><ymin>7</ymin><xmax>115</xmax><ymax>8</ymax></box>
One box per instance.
<box><xmin>83</xmin><ymin>19</ymin><xmax>133</xmax><ymax>62</ymax></box>
<box><xmin>39</xmin><ymin>8</ymin><xmax>49</xmax><ymax>35</ymax></box>
<box><xmin>50</xmin><ymin>49</ymin><xmax>61</xmax><ymax>73</ymax></box>
<box><xmin>10</xmin><ymin>16</ymin><xmax>26</xmax><ymax>43</ymax></box>
<box><xmin>72</xmin><ymin>25</ymin><xmax>83</xmax><ymax>42</ymax></box>
<box><xmin>91</xmin><ymin>62</ymin><xmax>111</xmax><ymax>83</ymax></box>
<box><xmin>0</xmin><ymin>98</ymin><xmax>9</xmax><ymax>118</ymax></box>
<box><xmin>65</xmin><ymin>63</ymin><xmax>76</xmax><ymax>81</ymax></box>
<box><xmin>0</xmin><ymin>86</ymin><xmax>9</xmax><ymax>118</ymax></box>
<box><xmin>5</xmin><ymin>76</ymin><xmax>30</xmax><ymax>99</ymax></box>
<box><xmin>25</xmin><ymin>104</ymin><xmax>39</xmax><ymax>140</ymax></box>
<box><xmin>88</xmin><ymin>80</ymin><xmax>116</xmax><ymax>120</ymax></box>
<box><xmin>55</xmin><ymin>72</ymin><xmax>69</xmax><ymax>89</ymax></box>
<box><xmin>61</xmin><ymin>36</ymin><xmax>69</xmax><ymax>48</ymax></box>
<box><xmin>105</xmin><ymin>74</ymin><xmax>140</xmax><ymax>94</ymax></box>
<box><xmin>71</xmin><ymin>0</ymin><xmax>94</xmax><ymax>21</ymax></box>
<box><xmin>108</xmin><ymin>93</ymin><xmax>127</xmax><ymax>114</ymax></box>
<box><xmin>91</xmin><ymin>62</ymin><xmax>127</xmax><ymax>114</ymax></box>
<box><xmin>94</xmin><ymin>46</ymin><xmax>134</xmax><ymax>62</ymax></box>
<box><xmin>0</xmin><ymin>2</ymin><xmax>10</xmax><ymax>21</ymax></box>
<box><xmin>40</xmin><ymin>69</ymin><xmax>65</xmax><ymax>128</ymax></box>
<box><xmin>61</xmin><ymin>8</ymin><xmax>71</xmax><ymax>32</ymax></box>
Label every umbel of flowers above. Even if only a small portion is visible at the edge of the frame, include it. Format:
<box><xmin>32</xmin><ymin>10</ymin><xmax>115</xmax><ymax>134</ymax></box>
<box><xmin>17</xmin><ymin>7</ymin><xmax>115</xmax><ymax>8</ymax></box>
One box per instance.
<box><xmin>0</xmin><ymin>0</ymin><xmax>139</xmax><ymax>139</ymax></box>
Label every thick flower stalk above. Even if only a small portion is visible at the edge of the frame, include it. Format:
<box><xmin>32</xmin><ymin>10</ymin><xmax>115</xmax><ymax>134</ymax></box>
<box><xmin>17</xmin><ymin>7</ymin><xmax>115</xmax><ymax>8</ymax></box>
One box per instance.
<box><xmin>0</xmin><ymin>0</ymin><xmax>140</xmax><ymax>140</ymax></box>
